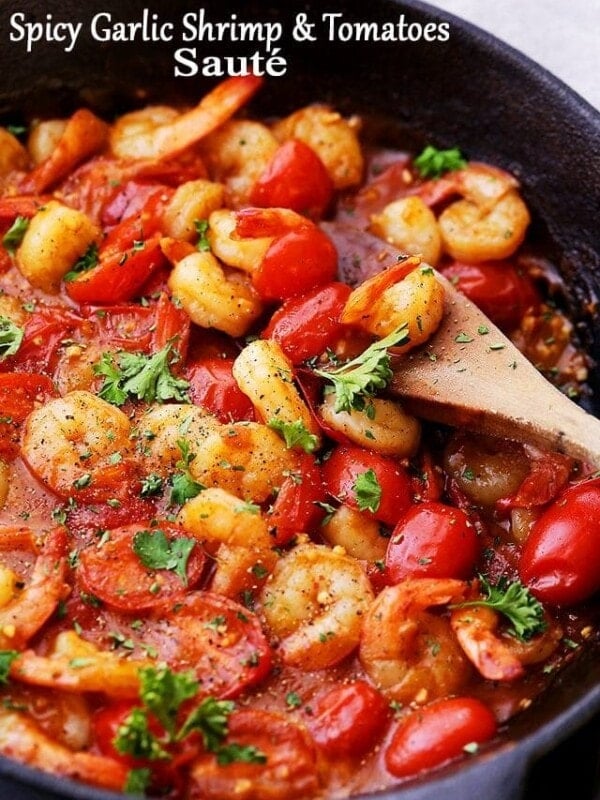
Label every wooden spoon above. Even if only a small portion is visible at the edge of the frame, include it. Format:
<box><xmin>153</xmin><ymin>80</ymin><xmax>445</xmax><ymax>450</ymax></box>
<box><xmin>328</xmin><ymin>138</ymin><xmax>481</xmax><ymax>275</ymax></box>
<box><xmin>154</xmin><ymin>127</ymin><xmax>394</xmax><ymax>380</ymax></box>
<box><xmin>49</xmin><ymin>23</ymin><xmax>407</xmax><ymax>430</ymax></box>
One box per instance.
<box><xmin>324</xmin><ymin>222</ymin><xmax>600</xmax><ymax>468</ymax></box>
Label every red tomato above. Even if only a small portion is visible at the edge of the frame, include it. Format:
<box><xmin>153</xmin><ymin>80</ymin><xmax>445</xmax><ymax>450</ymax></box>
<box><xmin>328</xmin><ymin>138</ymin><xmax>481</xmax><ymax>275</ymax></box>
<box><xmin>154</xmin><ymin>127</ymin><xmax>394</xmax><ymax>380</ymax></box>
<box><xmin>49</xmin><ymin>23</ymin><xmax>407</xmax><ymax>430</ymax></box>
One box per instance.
<box><xmin>77</xmin><ymin>521</ymin><xmax>206</xmax><ymax>611</ymax></box>
<box><xmin>440</xmin><ymin>260</ymin><xmax>539</xmax><ymax>332</ymax></box>
<box><xmin>253</xmin><ymin>227</ymin><xmax>338</xmax><ymax>302</ymax></box>
<box><xmin>0</xmin><ymin>195</ymin><xmax>49</xmax><ymax>228</ymax></box>
<box><xmin>308</xmin><ymin>680</ymin><xmax>389</xmax><ymax>758</ymax></box>
<box><xmin>386</xmin><ymin>502</ymin><xmax>479</xmax><ymax>582</ymax></box>
<box><xmin>519</xmin><ymin>478</ymin><xmax>600</xmax><ymax>605</ymax></box>
<box><xmin>322</xmin><ymin>445</ymin><xmax>412</xmax><ymax>527</ymax></box>
<box><xmin>262</xmin><ymin>282</ymin><xmax>352</xmax><ymax>364</ymax></box>
<box><xmin>190</xmin><ymin>709</ymin><xmax>318</xmax><ymax>800</ymax></box>
<box><xmin>385</xmin><ymin>697</ymin><xmax>497</xmax><ymax>778</ymax></box>
<box><xmin>496</xmin><ymin>451</ymin><xmax>573</xmax><ymax>511</ymax></box>
<box><xmin>152</xmin><ymin>292</ymin><xmax>191</xmax><ymax>358</ymax></box>
<box><xmin>250</xmin><ymin>140</ymin><xmax>333</xmax><ymax>218</ymax></box>
<box><xmin>83</xmin><ymin>303</ymin><xmax>156</xmax><ymax>352</ymax></box>
<box><xmin>93</xmin><ymin>701</ymin><xmax>141</xmax><ymax>766</ymax></box>
<box><xmin>0</xmin><ymin>372</ymin><xmax>56</xmax><ymax>459</ymax></box>
<box><xmin>6</xmin><ymin>306</ymin><xmax>84</xmax><ymax>374</ymax></box>
<box><xmin>267</xmin><ymin>455</ymin><xmax>326</xmax><ymax>546</ymax></box>
<box><xmin>101</xmin><ymin>180</ymin><xmax>167</xmax><ymax>228</ymax></box>
<box><xmin>186</xmin><ymin>358</ymin><xmax>255</xmax><ymax>423</ymax></box>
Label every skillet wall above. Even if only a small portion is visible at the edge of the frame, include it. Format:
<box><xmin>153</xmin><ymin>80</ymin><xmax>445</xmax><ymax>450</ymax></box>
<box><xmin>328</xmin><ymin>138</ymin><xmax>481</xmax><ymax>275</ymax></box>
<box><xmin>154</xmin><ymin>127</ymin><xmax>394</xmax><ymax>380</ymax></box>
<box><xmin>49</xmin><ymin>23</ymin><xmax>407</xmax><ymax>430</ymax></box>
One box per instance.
<box><xmin>0</xmin><ymin>1</ymin><xmax>598</xmax><ymax>799</ymax></box>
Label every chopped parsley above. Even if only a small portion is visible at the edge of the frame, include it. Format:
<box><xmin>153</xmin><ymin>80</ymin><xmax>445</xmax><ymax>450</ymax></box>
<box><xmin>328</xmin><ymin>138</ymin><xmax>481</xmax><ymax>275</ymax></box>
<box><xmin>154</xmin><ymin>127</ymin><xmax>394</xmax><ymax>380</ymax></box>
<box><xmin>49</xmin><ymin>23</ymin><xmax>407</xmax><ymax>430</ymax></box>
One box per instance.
<box><xmin>63</xmin><ymin>242</ymin><xmax>99</xmax><ymax>282</ymax></box>
<box><xmin>314</xmin><ymin>324</ymin><xmax>409</xmax><ymax>413</ymax></box>
<box><xmin>0</xmin><ymin>650</ymin><xmax>19</xmax><ymax>684</ymax></box>
<box><xmin>169</xmin><ymin>439</ymin><xmax>205</xmax><ymax>506</ymax></box>
<box><xmin>414</xmin><ymin>145</ymin><xmax>467</xmax><ymax>178</ymax></box>
<box><xmin>268</xmin><ymin>418</ymin><xmax>318</xmax><ymax>453</ymax></box>
<box><xmin>2</xmin><ymin>216</ymin><xmax>29</xmax><ymax>254</ymax></box>
<box><xmin>124</xmin><ymin>768</ymin><xmax>151</xmax><ymax>795</ymax></box>
<box><xmin>94</xmin><ymin>344</ymin><xmax>189</xmax><ymax>406</ymax></box>
<box><xmin>132</xmin><ymin>528</ymin><xmax>196</xmax><ymax>586</ymax></box>
<box><xmin>216</xmin><ymin>743</ymin><xmax>267</xmax><ymax>765</ymax></box>
<box><xmin>353</xmin><ymin>469</ymin><xmax>382</xmax><ymax>513</ymax></box>
<box><xmin>194</xmin><ymin>218</ymin><xmax>211</xmax><ymax>252</ymax></box>
<box><xmin>0</xmin><ymin>316</ymin><xmax>23</xmax><ymax>360</ymax></box>
<box><xmin>140</xmin><ymin>473</ymin><xmax>164</xmax><ymax>498</ymax></box>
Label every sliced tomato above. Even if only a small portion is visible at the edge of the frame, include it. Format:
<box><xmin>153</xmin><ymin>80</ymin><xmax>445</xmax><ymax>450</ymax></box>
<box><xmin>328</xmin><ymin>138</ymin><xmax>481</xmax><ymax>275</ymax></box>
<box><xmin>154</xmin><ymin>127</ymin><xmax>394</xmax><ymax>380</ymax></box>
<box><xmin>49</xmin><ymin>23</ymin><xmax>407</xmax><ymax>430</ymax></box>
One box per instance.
<box><xmin>440</xmin><ymin>260</ymin><xmax>540</xmax><ymax>332</ymax></box>
<box><xmin>66</xmin><ymin>491</ymin><xmax>158</xmax><ymax>540</ymax></box>
<box><xmin>410</xmin><ymin>449</ymin><xmax>444</xmax><ymax>502</ymax></box>
<box><xmin>307</xmin><ymin>680</ymin><xmax>389</xmax><ymax>758</ymax></box>
<box><xmin>142</xmin><ymin>592</ymin><xmax>272</xmax><ymax>698</ymax></box>
<box><xmin>250</xmin><ymin>140</ymin><xmax>333</xmax><ymax>218</ymax></box>
<box><xmin>77</xmin><ymin>521</ymin><xmax>206</xmax><ymax>611</ymax></box>
<box><xmin>190</xmin><ymin>709</ymin><xmax>318</xmax><ymax>800</ymax></box>
<box><xmin>4</xmin><ymin>306</ymin><xmax>85</xmax><ymax>374</ymax></box>
<box><xmin>385</xmin><ymin>697</ymin><xmax>497</xmax><ymax>778</ymax></box>
<box><xmin>267</xmin><ymin>455</ymin><xmax>326</xmax><ymax>546</ymax></box>
<box><xmin>262</xmin><ymin>282</ymin><xmax>352</xmax><ymax>364</ymax></box>
<box><xmin>322</xmin><ymin>445</ymin><xmax>413</xmax><ymax>527</ymax></box>
<box><xmin>386</xmin><ymin>502</ymin><xmax>479</xmax><ymax>582</ymax></box>
<box><xmin>187</xmin><ymin>357</ymin><xmax>255</xmax><ymax>423</ymax></box>
<box><xmin>0</xmin><ymin>195</ymin><xmax>49</xmax><ymax>229</ymax></box>
<box><xmin>0</xmin><ymin>373</ymin><xmax>56</xmax><ymax>459</ymax></box>
<box><xmin>83</xmin><ymin>303</ymin><xmax>156</xmax><ymax>352</ymax></box>
<box><xmin>496</xmin><ymin>451</ymin><xmax>573</xmax><ymax>511</ymax></box>
<box><xmin>152</xmin><ymin>292</ymin><xmax>191</xmax><ymax>358</ymax></box>
<box><xmin>101</xmin><ymin>180</ymin><xmax>168</xmax><ymax>228</ymax></box>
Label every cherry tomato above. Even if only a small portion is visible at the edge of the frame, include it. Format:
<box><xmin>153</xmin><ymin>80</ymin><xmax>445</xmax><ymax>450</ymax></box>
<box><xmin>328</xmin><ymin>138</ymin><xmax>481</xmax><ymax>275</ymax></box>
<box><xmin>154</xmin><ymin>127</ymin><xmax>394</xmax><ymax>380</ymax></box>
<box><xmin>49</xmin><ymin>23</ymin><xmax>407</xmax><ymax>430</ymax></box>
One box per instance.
<box><xmin>322</xmin><ymin>445</ymin><xmax>412</xmax><ymax>527</ymax></box>
<box><xmin>307</xmin><ymin>680</ymin><xmax>389</xmax><ymax>758</ymax></box>
<box><xmin>0</xmin><ymin>372</ymin><xmax>56</xmax><ymax>459</ymax></box>
<box><xmin>440</xmin><ymin>260</ymin><xmax>539</xmax><ymax>332</ymax></box>
<box><xmin>0</xmin><ymin>195</ymin><xmax>49</xmax><ymax>229</ymax></box>
<box><xmin>385</xmin><ymin>697</ymin><xmax>497</xmax><ymax>778</ymax></box>
<box><xmin>267</xmin><ymin>454</ymin><xmax>326</xmax><ymax>546</ymax></box>
<box><xmin>190</xmin><ymin>709</ymin><xmax>318</xmax><ymax>800</ymax></box>
<box><xmin>101</xmin><ymin>180</ymin><xmax>167</xmax><ymax>228</ymax></box>
<box><xmin>93</xmin><ymin>701</ymin><xmax>142</xmax><ymax>766</ymax></box>
<box><xmin>77</xmin><ymin>521</ymin><xmax>206</xmax><ymax>611</ymax></box>
<box><xmin>6</xmin><ymin>306</ymin><xmax>84</xmax><ymax>374</ymax></box>
<box><xmin>519</xmin><ymin>478</ymin><xmax>600</xmax><ymax>605</ymax></box>
<box><xmin>151</xmin><ymin>291</ymin><xmax>191</xmax><ymax>359</ymax></box>
<box><xmin>262</xmin><ymin>282</ymin><xmax>352</xmax><ymax>364</ymax></box>
<box><xmin>386</xmin><ymin>502</ymin><xmax>479</xmax><ymax>582</ymax></box>
<box><xmin>250</xmin><ymin>140</ymin><xmax>333</xmax><ymax>218</ymax></box>
<box><xmin>186</xmin><ymin>357</ymin><xmax>255</xmax><ymax>423</ymax></box>
<box><xmin>496</xmin><ymin>451</ymin><xmax>573</xmax><ymax>512</ymax></box>
<box><xmin>83</xmin><ymin>303</ymin><xmax>156</xmax><ymax>352</ymax></box>
<box><xmin>253</xmin><ymin>226</ymin><xmax>338</xmax><ymax>302</ymax></box>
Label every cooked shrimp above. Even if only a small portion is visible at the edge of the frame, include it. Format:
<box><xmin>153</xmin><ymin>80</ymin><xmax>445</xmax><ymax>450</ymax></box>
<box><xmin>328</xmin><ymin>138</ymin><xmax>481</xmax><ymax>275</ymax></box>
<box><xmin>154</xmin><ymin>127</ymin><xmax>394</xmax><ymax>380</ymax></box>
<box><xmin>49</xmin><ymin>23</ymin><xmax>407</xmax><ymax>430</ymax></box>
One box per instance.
<box><xmin>111</xmin><ymin>75</ymin><xmax>264</xmax><ymax>162</ymax></box>
<box><xmin>450</xmin><ymin>605</ymin><xmax>562</xmax><ymax>682</ymax></box>
<box><xmin>359</xmin><ymin>578</ymin><xmax>471</xmax><ymax>704</ymax></box>
<box><xmin>437</xmin><ymin>163</ymin><xmax>530</xmax><ymax>262</ymax></box>
<box><xmin>341</xmin><ymin>257</ymin><xmax>445</xmax><ymax>350</ymax></box>
<box><xmin>0</xmin><ymin>527</ymin><xmax>69</xmax><ymax>650</ymax></box>
<box><xmin>178</xmin><ymin>487</ymin><xmax>276</xmax><ymax>597</ymax></box>
<box><xmin>162</xmin><ymin>179</ymin><xmax>225</xmax><ymax>241</ymax></box>
<box><xmin>261</xmin><ymin>543</ymin><xmax>374</xmax><ymax>670</ymax></box>
<box><xmin>11</xmin><ymin>631</ymin><xmax>151</xmax><ymax>698</ymax></box>
<box><xmin>27</xmin><ymin>119</ymin><xmax>67</xmax><ymax>165</ymax></box>
<box><xmin>21</xmin><ymin>390</ymin><xmax>132</xmax><ymax>500</ymax></box>
<box><xmin>21</xmin><ymin>109</ymin><xmax>108</xmax><ymax>193</ymax></box>
<box><xmin>200</xmin><ymin>120</ymin><xmax>279</xmax><ymax>207</ymax></box>
<box><xmin>321</xmin><ymin>504</ymin><xmax>388</xmax><ymax>562</ymax></box>
<box><xmin>370</xmin><ymin>196</ymin><xmax>442</xmax><ymax>266</ymax></box>
<box><xmin>207</xmin><ymin>208</ymin><xmax>273</xmax><ymax>272</ymax></box>
<box><xmin>0</xmin><ymin>710</ymin><xmax>128</xmax><ymax>791</ymax></box>
<box><xmin>0</xmin><ymin>128</ymin><xmax>28</xmax><ymax>176</ymax></box>
<box><xmin>272</xmin><ymin>104</ymin><xmax>363</xmax><ymax>189</ymax></box>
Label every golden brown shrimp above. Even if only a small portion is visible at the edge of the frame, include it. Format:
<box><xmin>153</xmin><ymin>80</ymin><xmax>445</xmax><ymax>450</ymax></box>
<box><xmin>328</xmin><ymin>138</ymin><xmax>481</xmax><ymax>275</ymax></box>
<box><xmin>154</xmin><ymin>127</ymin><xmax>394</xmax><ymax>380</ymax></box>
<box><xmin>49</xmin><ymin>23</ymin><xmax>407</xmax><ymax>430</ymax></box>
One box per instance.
<box><xmin>261</xmin><ymin>542</ymin><xmax>374</xmax><ymax>670</ymax></box>
<box><xmin>0</xmin><ymin>710</ymin><xmax>128</xmax><ymax>791</ymax></box>
<box><xmin>450</xmin><ymin>605</ymin><xmax>562</xmax><ymax>682</ymax></box>
<box><xmin>370</xmin><ymin>196</ymin><xmax>442</xmax><ymax>266</ymax></box>
<box><xmin>359</xmin><ymin>578</ymin><xmax>471</xmax><ymax>704</ymax></box>
<box><xmin>110</xmin><ymin>75</ymin><xmax>264</xmax><ymax>162</ymax></box>
<box><xmin>0</xmin><ymin>527</ymin><xmax>69</xmax><ymax>650</ymax></box>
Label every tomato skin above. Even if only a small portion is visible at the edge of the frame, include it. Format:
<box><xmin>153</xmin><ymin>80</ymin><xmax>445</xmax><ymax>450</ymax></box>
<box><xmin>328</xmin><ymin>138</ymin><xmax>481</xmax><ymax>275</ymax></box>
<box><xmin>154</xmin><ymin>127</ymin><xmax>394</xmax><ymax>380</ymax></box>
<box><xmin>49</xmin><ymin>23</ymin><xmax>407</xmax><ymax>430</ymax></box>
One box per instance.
<box><xmin>519</xmin><ymin>478</ymin><xmax>600</xmax><ymax>605</ymax></box>
<box><xmin>250</xmin><ymin>140</ymin><xmax>334</xmax><ymax>218</ymax></box>
<box><xmin>262</xmin><ymin>282</ymin><xmax>352</xmax><ymax>364</ymax></box>
<box><xmin>252</xmin><ymin>226</ymin><xmax>338</xmax><ymax>302</ymax></box>
<box><xmin>440</xmin><ymin>260</ymin><xmax>539</xmax><ymax>332</ymax></box>
<box><xmin>267</xmin><ymin>455</ymin><xmax>326</xmax><ymax>546</ymax></box>
<box><xmin>385</xmin><ymin>697</ymin><xmax>497</xmax><ymax>778</ymax></box>
<box><xmin>93</xmin><ymin>701</ymin><xmax>141</xmax><ymax>766</ymax></box>
<box><xmin>308</xmin><ymin>681</ymin><xmax>389</xmax><ymax>758</ymax></box>
<box><xmin>186</xmin><ymin>358</ymin><xmax>255</xmax><ymax>423</ymax></box>
<box><xmin>0</xmin><ymin>372</ymin><xmax>56</xmax><ymax>459</ymax></box>
<box><xmin>5</xmin><ymin>306</ymin><xmax>84</xmax><ymax>375</ymax></box>
<box><xmin>386</xmin><ymin>502</ymin><xmax>479</xmax><ymax>582</ymax></box>
<box><xmin>77</xmin><ymin>521</ymin><xmax>206</xmax><ymax>611</ymax></box>
<box><xmin>322</xmin><ymin>445</ymin><xmax>412</xmax><ymax>527</ymax></box>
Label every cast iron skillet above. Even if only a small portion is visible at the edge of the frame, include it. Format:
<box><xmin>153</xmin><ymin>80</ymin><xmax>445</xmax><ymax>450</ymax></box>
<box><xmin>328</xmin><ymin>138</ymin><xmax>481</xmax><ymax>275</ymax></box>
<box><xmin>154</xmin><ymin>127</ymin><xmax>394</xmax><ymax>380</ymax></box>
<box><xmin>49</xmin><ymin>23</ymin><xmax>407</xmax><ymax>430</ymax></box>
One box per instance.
<box><xmin>0</xmin><ymin>0</ymin><xmax>598</xmax><ymax>798</ymax></box>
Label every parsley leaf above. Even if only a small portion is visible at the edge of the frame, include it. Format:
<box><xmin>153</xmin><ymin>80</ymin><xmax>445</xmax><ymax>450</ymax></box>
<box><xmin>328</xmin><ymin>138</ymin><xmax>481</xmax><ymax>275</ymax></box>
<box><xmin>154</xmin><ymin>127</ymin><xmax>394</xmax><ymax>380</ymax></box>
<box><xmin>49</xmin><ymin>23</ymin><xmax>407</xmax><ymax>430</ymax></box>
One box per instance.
<box><xmin>94</xmin><ymin>344</ymin><xmax>189</xmax><ymax>406</ymax></box>
<box><xmin>63</xmin><ymin>242</ymin><xmax>99</xmax><ymax>282</ymax></box>
<box><xmin>414</xmin><ymin>145</ymin><xmax>467</xmax><ymax>178</ymax></box>
<box><xmin>139</xmin><ymin>665</ymin><xmax>198</xmax><ymax>738</ymax></box>
<box><xmin>0</xmin><ymin>316</ymin><xmax>23</xmax><ymax>360</ymax></box>
<box><xmin>115</xmin><ymin>707</ymin><xmax>170</xmax><ymax>761</ymax></box>
<box><xmin>314</xmin><ymin>324</ymin><xmax>409</xmax><ymax>413</ymax></box>
<box><xmin>140</xmin><ymin>473</ymin><xmax>164</xmax><ymax>498</ymax></box>
<box><xmin>124</xmin><ymin>767</ymin><xmax>151</xmax><ymax>795</ymax></box>
<box><xmin>216</xmin><ymin>743</ymin><xmax>267</xmax><ymax>765</ymax></box>
<box><xmin>194</xmin><ymin>218</ymin><xmax>211</xmax><ymax>252</ymax></box>
<box><xmin>268</xmin><ymin>418</ymin><xmax>318</xmax><ymax>453</ymax></box>
<box><xmin>453</xmin><ymin>575</ymin><xmax>547</xmax><ymax>641</ymax></box>
<box><xmin>0</xmin><ymin>650</ymin><xmax>19</xmax><ymax>684</ymax></box>
<box><xmin>132</xmin><ymin>529</ymin><xmax>196</xmax><ymax>585</ymax></box>
<box><xmin>178</xmin><ymin>696</ymin><xmax>235</xmax><ymax>749</ymax></box>
<box><xmin>353</xmin><ymin>469</ymin><xmax>382</xmax><ymax>513</ymax></box>
<box><xmin>2</xmin><ymin>216</ymin><xmax>29</xmax><ymax>254</ymax></box>
<box><xmin>169</xmin><ymin>439</ymin><xmax>205</xmax><ymax>506</ymax></box>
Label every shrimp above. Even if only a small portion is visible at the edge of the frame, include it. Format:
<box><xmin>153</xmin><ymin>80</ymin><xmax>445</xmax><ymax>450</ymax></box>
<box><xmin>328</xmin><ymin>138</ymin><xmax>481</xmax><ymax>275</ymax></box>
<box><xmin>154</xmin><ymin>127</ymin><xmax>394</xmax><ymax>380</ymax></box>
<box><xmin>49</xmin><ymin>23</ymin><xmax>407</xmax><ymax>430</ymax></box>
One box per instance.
<box><xmin>370</xmin><ymin>196</ymin><xmax>442</xmax><ymax>266</ymax></box>
<box><xmin>207</xmin><ymin>208</ymin><xmax>274</xmax><ymax>273</ymax></box>
<box><xmin>162</xmin><ymin>179</ymin><xmax>225</xmax><ymax>241</ymax></box>
<box><xmin>177</xmin><ymin>487</ymin><xmax>276</xmax><ymax>597</ymax></box>
<box><xmin>110</xmin><ymin>75</ymin><xmax>264</xmax><ymax>162</ymax></box>
<box><xmin>200</xmin><ymin>120</ymin><xmax>279</xmax><ymax>207</ymax></box>
<box><xmin>437</xmin><ymin>163</ymin><xmax>530</xmax><ymax>262</ymax></box>
<box><xmin>321</xmin><ymin>505</ymin><xmax>388</xmax><ymax>562</ymax></box>
<box><xmin>0</xmin><ymin>710</ymin><xmax>128</xmax><ymax>791</ymax></box>
<box><xmin>359</xmin><ymin>578</ymin><xmax>471</xmax><ymax>704</ymax></box>
<box><xmin>0</xmin><ymin>128</ymin><xmax>28</xmax><ymax>176</ymax></box>
<box><xmin>20</xmin><ymin>109</ymin><xmax>109</xmax><ymax>193</ymax></box>
<box><xmin>10</xmin><ymin>631</ymin><xmax>152</xmax><ymax>698</ymax></box>
<box><xmin>21</xmin><ymin>390</ymin><xmax>133</xmax><ymax>501</ymax></box>
<box><xmin>261</xmin><ymin>543</ymin><xmax>374</xmax><ymax>670</ymax></box>
<box><xmin>0</xmin><ymin>527</ymin><xmax>69</xmax><ymax>650</ymax></box>
<box><xmin>450</xmin><ymin>605</ymin><xmax>563</xmax><ymax>682</ymax></box>
<box><xmin>272</xmin><ymin>104</ymin><xmax>364</xmax><ymax>189</ymax></box>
